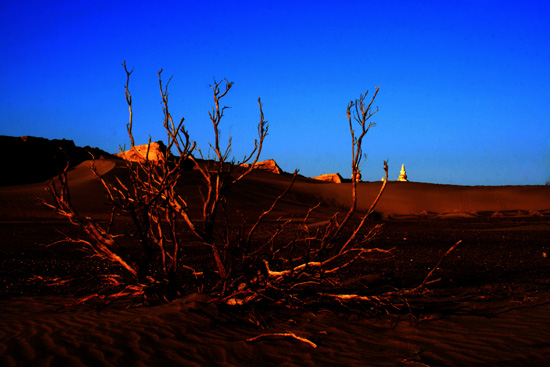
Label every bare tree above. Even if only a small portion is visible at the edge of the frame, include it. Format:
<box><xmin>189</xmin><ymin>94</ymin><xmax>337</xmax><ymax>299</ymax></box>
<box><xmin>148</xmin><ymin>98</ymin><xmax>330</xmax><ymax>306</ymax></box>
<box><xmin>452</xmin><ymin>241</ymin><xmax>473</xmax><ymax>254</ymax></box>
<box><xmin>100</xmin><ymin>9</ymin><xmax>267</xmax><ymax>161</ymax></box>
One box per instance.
<box><xmin>44</xmin><ymin>63</ymin><xmax>391</xmax><ymax>307</ymax></box>
<box><xmin>215</xmin><ymin>89</ymin><xmax>391</xmax><ymax>306</ymax></box>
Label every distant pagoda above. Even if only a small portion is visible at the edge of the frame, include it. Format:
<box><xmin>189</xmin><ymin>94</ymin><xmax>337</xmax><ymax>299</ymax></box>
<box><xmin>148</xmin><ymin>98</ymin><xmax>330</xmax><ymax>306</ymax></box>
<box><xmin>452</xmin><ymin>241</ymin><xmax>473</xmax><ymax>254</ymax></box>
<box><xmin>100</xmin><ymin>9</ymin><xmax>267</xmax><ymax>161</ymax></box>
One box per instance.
<box><xmin>398</xmin><ymin>164</ymin><xmax>408</xmax><ymax>182</ymax></box>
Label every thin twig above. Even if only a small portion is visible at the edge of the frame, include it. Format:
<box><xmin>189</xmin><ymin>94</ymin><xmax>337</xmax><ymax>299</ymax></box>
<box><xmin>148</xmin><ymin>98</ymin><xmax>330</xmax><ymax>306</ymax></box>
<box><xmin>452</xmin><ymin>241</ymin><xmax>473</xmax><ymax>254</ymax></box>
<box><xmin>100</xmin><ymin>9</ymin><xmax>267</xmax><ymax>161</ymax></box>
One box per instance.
<box><xmin>418</xmin><ymin>240</ymin><xmax>462</xmax><ymax>289</ymax></box>
<box><xmin>246</xmin><ymin>332</ymin><xmax>317</xmax><ymax>348</ymax></box>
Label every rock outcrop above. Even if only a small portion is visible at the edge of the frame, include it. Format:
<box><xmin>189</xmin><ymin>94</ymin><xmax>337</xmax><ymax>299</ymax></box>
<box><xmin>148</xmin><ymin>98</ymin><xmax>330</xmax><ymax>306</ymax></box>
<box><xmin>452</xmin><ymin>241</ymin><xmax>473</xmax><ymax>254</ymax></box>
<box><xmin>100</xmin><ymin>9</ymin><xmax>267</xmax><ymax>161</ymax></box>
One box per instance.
<box><xmin>240</xmin><ymin>159</ymin><xmax>282</xmax><ymax>174</ymax></box>
<box><xmin>313</xmin><ymin>173</ymin><xmax>343</xmax><ymax>183</ymax></box>
<box><xmin>0</xmin><ymin>135</ymin><xmax>112</xmax><ymax>186</ymax></box>
<box><xmin>115</xmin><ymin>141</ymin><xmax>168</xmax><ymax>162</ymax></box>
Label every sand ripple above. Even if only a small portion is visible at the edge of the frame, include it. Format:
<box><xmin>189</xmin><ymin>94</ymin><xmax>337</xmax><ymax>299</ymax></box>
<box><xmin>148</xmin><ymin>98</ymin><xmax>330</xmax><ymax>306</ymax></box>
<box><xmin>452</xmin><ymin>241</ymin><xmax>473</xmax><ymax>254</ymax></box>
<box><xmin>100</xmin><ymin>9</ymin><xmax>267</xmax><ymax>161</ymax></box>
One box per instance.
<box><xmin>1</xmin><ymin>296</ymin><xmax>550</xmax><ymax>366</ymax></box>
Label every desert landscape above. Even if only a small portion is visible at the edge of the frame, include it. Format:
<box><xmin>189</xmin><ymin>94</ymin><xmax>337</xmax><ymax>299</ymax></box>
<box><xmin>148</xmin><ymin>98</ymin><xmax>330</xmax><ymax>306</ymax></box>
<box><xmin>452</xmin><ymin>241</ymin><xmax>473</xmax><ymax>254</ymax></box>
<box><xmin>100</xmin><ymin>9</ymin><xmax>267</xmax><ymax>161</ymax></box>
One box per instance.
<box><xmin>1</xmin><ymin>136</ymin><xmax>549</xmax><ymax>366</ymax></box>
<box><xmin>2</xmin><ymin>0</ymin><xmax>549</xmax><ymax>365</ymax></box>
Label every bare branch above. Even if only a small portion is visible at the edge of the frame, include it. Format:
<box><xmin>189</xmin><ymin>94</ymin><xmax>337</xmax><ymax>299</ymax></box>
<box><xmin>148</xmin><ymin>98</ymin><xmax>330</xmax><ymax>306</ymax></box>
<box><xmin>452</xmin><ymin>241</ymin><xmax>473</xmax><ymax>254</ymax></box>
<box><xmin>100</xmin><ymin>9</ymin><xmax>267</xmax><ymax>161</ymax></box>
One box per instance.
<box><xmin>246</xmin><ymin>170</ymin><xmax>297</xmax><ymax>246</ymax></box>
<box><xmin>122</xmin><ymin>61</ymin><xmax>135</xmax><ymax>148</ymax></box>
<box><xmin>246</xmin><ymin>332</ymin><xmax>317</xmax><ymax>348</ymax></box>
<box><xmin>417</xmin><ymin>240</ymin><xmax>462</xmax><ymax>290</ymax></box>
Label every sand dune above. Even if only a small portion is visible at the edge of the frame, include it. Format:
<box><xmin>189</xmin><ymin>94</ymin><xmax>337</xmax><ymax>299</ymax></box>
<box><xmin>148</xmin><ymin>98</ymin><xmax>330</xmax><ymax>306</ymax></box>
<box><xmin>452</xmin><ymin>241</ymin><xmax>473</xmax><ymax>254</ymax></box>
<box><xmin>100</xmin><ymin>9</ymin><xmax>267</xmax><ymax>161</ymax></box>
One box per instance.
<box><xmin>1</xmin><ymin>159</ymin><xmax>548</xmax><ymax>220</ymax></box>
<box><xmin>1</xmin><ymin>158</ymin><xmax>550</xmax><ymax>366</ymax></box>
<box><xmin>0</xmin><ymin>160</ymin><xmax>116</xmax><ymax>220</ymax></box>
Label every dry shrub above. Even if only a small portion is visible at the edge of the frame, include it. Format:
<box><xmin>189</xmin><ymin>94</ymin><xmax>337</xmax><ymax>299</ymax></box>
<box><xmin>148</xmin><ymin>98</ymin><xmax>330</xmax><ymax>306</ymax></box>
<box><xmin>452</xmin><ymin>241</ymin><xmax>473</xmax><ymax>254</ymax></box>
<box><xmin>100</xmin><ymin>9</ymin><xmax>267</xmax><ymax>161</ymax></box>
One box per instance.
<box><xmin>44</xmin><ymin>62</ymin><xmax>395</xmax><ymax>308</ymax></box>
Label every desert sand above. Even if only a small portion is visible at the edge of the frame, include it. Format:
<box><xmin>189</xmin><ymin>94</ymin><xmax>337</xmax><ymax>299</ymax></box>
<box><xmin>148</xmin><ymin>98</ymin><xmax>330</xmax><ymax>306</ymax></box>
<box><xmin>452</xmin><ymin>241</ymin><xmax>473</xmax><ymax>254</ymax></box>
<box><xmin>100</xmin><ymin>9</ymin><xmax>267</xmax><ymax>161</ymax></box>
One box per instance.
<box><xmin>1</xmin><ymin>157</ymin><xmax>550</xmax><ymax>366</ymax></box>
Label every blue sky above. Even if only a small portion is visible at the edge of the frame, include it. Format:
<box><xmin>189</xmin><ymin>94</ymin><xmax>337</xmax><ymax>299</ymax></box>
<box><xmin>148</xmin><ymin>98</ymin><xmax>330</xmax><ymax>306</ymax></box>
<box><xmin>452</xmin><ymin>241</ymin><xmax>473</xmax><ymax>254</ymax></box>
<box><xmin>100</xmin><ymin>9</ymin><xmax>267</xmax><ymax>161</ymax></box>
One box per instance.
<box><xmin>1</xmin><ymin>0</ymin><xmax>549</xmax><ymax>185</ymax></box>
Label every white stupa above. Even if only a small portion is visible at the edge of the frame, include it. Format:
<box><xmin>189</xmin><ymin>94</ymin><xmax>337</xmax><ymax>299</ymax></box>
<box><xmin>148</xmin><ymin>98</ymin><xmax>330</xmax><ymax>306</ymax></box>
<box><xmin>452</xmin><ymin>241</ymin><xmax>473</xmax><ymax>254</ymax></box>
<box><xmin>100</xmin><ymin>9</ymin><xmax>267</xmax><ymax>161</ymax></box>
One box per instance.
<box><xmin>398</xmin><ymin>164</ymin><xmax>408</xmax><ymax>182</ymax></box>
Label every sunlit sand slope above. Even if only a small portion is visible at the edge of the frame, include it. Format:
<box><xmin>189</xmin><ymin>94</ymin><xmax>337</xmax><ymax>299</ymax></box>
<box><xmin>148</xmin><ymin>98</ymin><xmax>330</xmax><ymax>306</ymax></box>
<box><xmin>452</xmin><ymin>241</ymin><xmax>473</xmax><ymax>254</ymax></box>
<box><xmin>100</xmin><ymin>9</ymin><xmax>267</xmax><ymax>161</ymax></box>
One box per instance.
<box><xmin>1</xmin><ymin>159</ymin><xmax>549</xmax><ymax>221</ymax></box>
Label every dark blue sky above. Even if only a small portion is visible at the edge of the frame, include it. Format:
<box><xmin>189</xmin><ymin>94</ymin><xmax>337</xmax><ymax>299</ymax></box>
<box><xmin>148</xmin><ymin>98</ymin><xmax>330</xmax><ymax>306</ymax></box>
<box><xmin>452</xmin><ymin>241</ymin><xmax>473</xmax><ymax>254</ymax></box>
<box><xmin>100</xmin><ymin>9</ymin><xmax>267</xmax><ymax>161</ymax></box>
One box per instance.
<box><xmin>1</xmin><ymin>0</ymin><xmax>549</xmax><ymax>185</ymax></box>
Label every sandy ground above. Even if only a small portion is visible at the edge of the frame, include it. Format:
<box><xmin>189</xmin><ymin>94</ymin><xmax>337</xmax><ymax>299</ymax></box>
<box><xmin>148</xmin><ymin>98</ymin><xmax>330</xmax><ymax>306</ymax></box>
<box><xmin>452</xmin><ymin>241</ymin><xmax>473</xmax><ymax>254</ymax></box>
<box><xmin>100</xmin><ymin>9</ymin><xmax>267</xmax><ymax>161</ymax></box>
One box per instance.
<box><xmin>1</xmin><ymin>159</ymin><xmax>549</xmax><ymax>366</ymax></box>
<box><xmin>1</xmin><ymin>294</ymin><xmax>550</xmax><ymax>367</ymax></box>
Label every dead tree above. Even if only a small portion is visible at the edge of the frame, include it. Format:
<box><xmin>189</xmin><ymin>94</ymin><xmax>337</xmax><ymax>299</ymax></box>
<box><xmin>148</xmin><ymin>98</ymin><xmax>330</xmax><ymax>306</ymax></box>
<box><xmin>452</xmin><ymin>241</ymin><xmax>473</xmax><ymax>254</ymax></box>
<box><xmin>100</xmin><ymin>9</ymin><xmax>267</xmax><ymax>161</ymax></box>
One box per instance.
<box><xmin>45</xmin><ymin>63</ymin><xmax>390</xmax><ymax>307</ymax></box>
<box><xmin>44</xmin><ymin>63</ymin><xmax>201</xmax><ymax>301</ymax></box>
<box><xmin>183</xmin><ymin>79</ymin><xmax>271</xmax><ymax>283</ymax></box>
<box><xmin>219</xmin><ymin>89</ymin><xmax>391</xmax><ymax>307</ymax></box>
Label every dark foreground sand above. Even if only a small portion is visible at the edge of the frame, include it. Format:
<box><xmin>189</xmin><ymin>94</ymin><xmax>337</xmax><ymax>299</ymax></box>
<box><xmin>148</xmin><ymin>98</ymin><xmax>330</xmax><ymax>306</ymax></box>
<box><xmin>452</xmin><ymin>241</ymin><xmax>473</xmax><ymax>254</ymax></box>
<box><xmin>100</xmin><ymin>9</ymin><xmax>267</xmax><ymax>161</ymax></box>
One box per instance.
<box><xmin>1</xmin><ymin>159</ymin><xmax>549</xmax><ymax>366</ymax></box>
<box><xmin>1</xmin><ymin>293</ymin><xmax>549</xmax><ymax>367</ymax></box>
